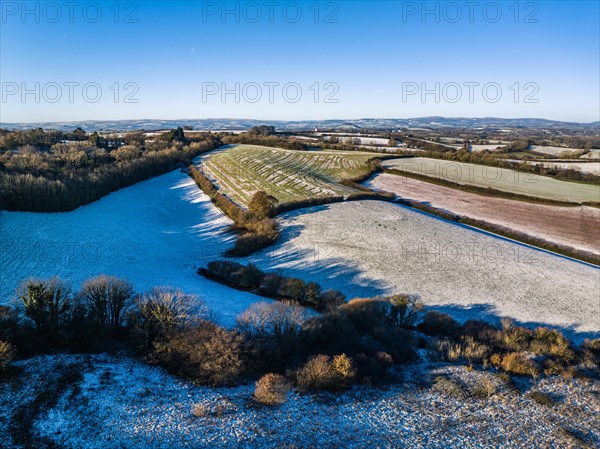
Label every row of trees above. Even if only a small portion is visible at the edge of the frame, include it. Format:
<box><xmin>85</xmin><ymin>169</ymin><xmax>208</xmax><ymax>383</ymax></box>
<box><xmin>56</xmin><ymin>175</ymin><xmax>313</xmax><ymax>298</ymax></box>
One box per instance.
<box><xmin>0</xmin><ymin>127</ymin><xmax>149</xmax><ymax>153</ymax></box>
<box><xmin>222</xmin><ymin>133</ymin><xmax>307</xmax><ymax>151</ymax></box>
<box><xmin>188</xmin><ymin>166</ymin><xmax>281</xmax><ymax>256</ymax></box>
<box><xmin>200</xmin><ymin>260</ymin><xmax>346</xmax><ymax>311</ymax></box>
<box><xmin>0</xmin><ymin>275</ymin><xmax>419</xmax><ymax>387</ymax></box>
<box><xmin>2</xmin><ymin>275</ymin><xmax>599</xmax><ymax>396</ymax></box>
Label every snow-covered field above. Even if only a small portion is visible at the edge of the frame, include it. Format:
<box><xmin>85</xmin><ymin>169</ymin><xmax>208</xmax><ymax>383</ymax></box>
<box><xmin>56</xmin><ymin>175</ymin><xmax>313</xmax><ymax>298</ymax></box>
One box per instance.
<box><xmin>366</xmin><ymin>173</ymin><xmax>600</xmax><ymax>255</ymax></box>
<box><xmin>523</xmin><ymin>161</ymin><xmax>600</xmax><ymax>175</ymax></box>
<box><xmin>469</xmin><ymin>144</ymin><xmax>505</xmax><ymax>152</ymax></box>
<box><xmin>530</xmin><ymin>145</ymin><xmax>583</xmax><ymax>156</ymax></box>
<box><xmin>0</xmin><ymin>170</ymin><xmax>265</xmax><ymax>325</ymax></box>
<box><xmin>243</xmin><ymin>201</ymin><xmax>600</xmax><ymax>342</ymax></box>
<box><xmin>581</xmin><ymin>149</ymin><xmax>600</xmax><ymax>159</ymax></box>
<box><xmin>2</xmin><ymin>352</ymin><xmax>598</xmax><ymax>449</ymax></box>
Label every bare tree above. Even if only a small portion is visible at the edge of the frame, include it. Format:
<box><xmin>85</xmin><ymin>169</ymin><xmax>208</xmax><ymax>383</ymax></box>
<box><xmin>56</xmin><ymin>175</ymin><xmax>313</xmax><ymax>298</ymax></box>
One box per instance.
<box><xmin>237</xmin><ymin>301</ymin><xmax>307</xmax><ymax>339</ymax></box>
<box><xmin>79</xmin><ymin>275</ymin><xmax>134</xmax><ymax>331</ymax></box>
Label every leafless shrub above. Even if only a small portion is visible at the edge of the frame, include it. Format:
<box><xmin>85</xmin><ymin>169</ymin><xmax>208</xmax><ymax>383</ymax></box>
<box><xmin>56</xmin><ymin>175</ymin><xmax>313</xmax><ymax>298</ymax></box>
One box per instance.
<box><xmin>295</xmin><ymin>353</ymin><xmax>356</xmax><ymax>392</ymax></box>
<box><xmin>151</xmin><ymin>322</ymin><xmax>245</xmax><ymax>386</ymax></box>
<box><xmin>470</xmin><ymin>376</ymin><xmax>497</xmax><ymax>399</ymax></box>
<box><xmin>0</xmin><ymin>341</ymin><xmax>15</xmax><ymax>372</ymax></box>
<box><xmin>559</xmin><ymin>426</ymin><xmax>595</xmax><ymax>448</ymax></box>
<box><xmin>254</xmin><ymin>373</ymin><xmax>291</xmax><ymax>406</ymax></box>
<box><xmin>387</xmin><ymin>294</ymin><xmax>422</xmax><ymax>328</ymax></box>
<box><xmin>296</xmin><ymin>355</ymin><xmax>335</xmax><ymax>392</ymax></box>
<box><xmin>192</xmin><ymin>403</ymin><xmax>208</xmax><ymax>418</ymax></box>
<box><xmin>332</xmin><ymin>354</ymin><xmax>356</xmax><ymax>383</ymax></box>
<box><xmin>432</xmin><ymin>376</ymin><xmax>466</xmax><ymax>399</ymax></box>
<box><xmin>492</xmin><ymin>352</ymin><xmax>540</xmax><ymax>378</ymax></box>
<box><xmin>132</xmin><ymin>287</ymin><xmax>202</xmax><ymax>348</ymax></box>
<box><xmin>529</xmin><ymin>391</ymin><xmax>556</xmax><ymax>407</ymax></box>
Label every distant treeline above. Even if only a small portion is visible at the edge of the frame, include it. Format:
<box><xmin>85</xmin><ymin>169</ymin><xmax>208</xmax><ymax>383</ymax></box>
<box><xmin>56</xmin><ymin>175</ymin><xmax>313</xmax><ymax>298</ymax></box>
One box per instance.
<box><xmin>221</xmin><ymin>133</ymin><xmax>308</xmax><ymax>151</ymax></box>
<box><xmin>0</xmin><ymin>128</ymin><xmax>222</xmax><ymax>212</ymax></box>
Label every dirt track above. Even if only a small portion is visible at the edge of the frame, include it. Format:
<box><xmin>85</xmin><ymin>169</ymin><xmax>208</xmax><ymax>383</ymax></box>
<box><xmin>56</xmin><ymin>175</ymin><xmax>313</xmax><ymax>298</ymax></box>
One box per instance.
<box><xmin>367</xmin><ymin>174</ymin><xmax>600</xmax><ymax>255</ymax></box>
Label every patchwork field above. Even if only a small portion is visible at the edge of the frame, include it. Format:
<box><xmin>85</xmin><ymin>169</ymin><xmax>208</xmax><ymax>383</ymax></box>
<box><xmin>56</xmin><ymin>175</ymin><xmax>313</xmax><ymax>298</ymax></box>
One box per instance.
<box><xmin>243</xmin><ymin>201</ymin><xmax>600</xmax><ymax>342</ymax></box>
<box><xmin>383</xmin><ymin>157</ymin><xmax>600</xmax><ymax>203</ymax></box>
<box><xmin>366</xmin><ymin>173</ymin><xmax>600</xmax><ymax>255</ymax></box>
<box><xmin>0</xmin><ymin>170</ymin><xmax>264</xmax><ymax>325</ymax></box>
<box><xmin>198</xmin><ymin>145</ymin><xmax>382</xmax><ymax>206</ymax></box>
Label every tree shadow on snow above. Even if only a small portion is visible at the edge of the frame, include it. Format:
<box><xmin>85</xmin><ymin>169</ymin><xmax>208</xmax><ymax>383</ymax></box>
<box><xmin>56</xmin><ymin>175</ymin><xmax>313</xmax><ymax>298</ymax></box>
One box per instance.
<box><xmin>428</xmin><ymin>302</ymin><xmax>599</xmax><ymax>345</ymax></box>
<box><xmin>241</xmin><ymin>204</ymin><xmax>391</xmax><ymax>299</ymax></box>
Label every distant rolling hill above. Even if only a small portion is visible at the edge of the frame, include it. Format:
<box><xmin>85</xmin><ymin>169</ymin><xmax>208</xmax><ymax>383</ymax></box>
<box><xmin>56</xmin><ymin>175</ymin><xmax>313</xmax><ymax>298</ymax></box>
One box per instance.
<box><xmin>1</xmin><ymin>117</ymin><xmax>598</xmax><ymax>132</ymax></box>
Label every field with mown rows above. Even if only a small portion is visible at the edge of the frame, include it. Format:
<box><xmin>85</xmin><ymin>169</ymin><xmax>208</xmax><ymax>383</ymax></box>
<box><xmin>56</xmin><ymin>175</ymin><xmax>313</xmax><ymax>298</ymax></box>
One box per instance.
<box><xmin>197</xmin><ymin>145</ymin><xmax>382</xmax><ymax>206</ymax></box>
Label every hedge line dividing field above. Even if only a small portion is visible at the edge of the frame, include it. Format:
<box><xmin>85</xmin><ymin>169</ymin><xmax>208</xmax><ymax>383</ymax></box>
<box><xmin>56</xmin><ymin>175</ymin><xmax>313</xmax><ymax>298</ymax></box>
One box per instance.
<box><xmin>388</xmin><ymin>192</ymin><xmax>600</xmax><ymax>266</ymax></box>
<box><xmin>188</xmin><ymin>165</ymin><xmax>279</xmax><ymax>256</ymax></box>
<box><xmin>188</xmin><ymin>146</ymin><xmax>396</xmax><ymax>256</ymax></box>
<box><xmin>383</xmin><ymin>158</ymin><xmax>600</xmax><ymax>204</ymax></box>
<box><xmin>384</xmin><ymin>167</ymin><xmax>600</xmax><ymax>208</ymax></box>
<box><xmin>198</xmin><ymin>260</ymin><xmax>346</xmax><ymax>311</ymax></box>
<box><xmin>190</xmin><ymin>145</ymin><xmax>599</xmax><ymax>263</ymax></box>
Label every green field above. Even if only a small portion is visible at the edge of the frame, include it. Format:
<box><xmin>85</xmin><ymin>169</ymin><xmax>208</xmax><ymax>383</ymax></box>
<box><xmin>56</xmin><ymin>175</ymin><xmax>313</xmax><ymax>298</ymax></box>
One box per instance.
<box><xmin>383</xmin><ymin>157</ymin><xmax>600</xmax><ymax>203</ymax></box>
<box><xmin>198</xmin><ymin>145</ymin><xmax>381</xmax><ymax>206</ymax></box>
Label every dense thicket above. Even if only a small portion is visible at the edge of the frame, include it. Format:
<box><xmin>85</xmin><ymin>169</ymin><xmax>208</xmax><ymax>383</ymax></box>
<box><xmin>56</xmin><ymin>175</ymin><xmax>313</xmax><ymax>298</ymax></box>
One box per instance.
<box><xmin>1</xmin><ymin>275</ymin><xmax>599</xmax><ymax>391</ymax></box>
<box><xmin>0</xmin><ymin>128</ymin><xmax>221</xmax><ymax>211</ymax></box>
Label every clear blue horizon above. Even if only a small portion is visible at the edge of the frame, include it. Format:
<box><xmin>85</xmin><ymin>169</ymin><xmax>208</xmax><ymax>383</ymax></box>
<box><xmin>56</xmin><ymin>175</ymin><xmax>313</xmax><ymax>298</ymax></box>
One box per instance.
<box><xmin>1</xmin><ymin>1</ymin><xmax>599</xmax><ymax>123</ymax></box>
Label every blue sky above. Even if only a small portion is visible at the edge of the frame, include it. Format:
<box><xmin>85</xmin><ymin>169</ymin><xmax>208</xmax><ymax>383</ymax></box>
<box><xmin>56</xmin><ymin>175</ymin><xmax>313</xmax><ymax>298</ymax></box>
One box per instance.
<box><xmin>1</xmin><ymin>1</ymin><xmax>599</xmax><ymax>123</ymax></box>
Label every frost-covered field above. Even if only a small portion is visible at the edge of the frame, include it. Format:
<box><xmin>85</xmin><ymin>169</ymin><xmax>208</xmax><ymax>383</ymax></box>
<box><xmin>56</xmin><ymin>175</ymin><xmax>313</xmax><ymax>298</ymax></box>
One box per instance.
<box><xmin>330</xmin><ymin>136</ymin><xmax>390</xmax><ymax>146</ymax></box>
<box><xmin>520</xmin><ymin>160</ymin><xmax>600</xmax><ymax>175</ymax></box>
<box><xmin>0</xmin><ymin>170</ymin><xmax>265</xmax><ymax>325</ymax></box>
<box><xmin>244</xmin><ymin>201</ymin><xmax>600</xmax><ymax>342</ymax></box>
<box><xmin>2</xmin><ymin>352</ymin><xmax>598</xmax><ymax>449</ymax></box>
<box><xmin>366</xmin><ymin>173</ymin><xmax>600</xmax><ymax>255</ymax></box>
<box><xmin>469</xmin><ymin>144</ymin><xmax>505</xmax><ymax>152</ymax></box>
<box><xmin>530</xmin><ymin>145</ymin><xmax>583</xmax><ymax>156</ymax></box>
<box><xmin>383</xmin><ymin>157</ymin><xmax>600</xmax><ymax>203</ymax></box>
<box><xmin>581</xmin><ymin>149</ymin><xmax>600</xmax><ymax>159</ymax></box>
